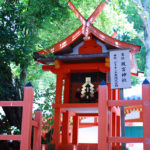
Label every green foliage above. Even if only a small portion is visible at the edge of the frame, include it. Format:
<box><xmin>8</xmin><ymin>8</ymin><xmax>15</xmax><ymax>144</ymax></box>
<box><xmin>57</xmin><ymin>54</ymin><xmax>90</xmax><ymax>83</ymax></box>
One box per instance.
<box><xmin>0</xmin><ymin>0</ymin><xmax>69</xmax><ymax>129</ymax></box>
<box><xmin>110</xmin><ymin>0</ymin><xmax>146</xmax><ymax>72</ymax></box>
<box><xmin>34</xmin><ymin>77</ymin><xmax>56</xmax><ymax>130</ymax></box>
<box><xmin>0</xmin><ymin>113</ymin><xmax>11</xmax><ymax>134</ymax></box>
<box><xmin>0</xmin><ymin>113</ymin><xmax>20</xmax><ymax>135</ymax></box>
<box><xmin>0</xmin><ymin>0</ymin><xmax>146</xmax><ymax>135</ymax></box>
<box><xmin>131</xmin><ymin>76</ymin><xmax>140</xmax><ymax>86</ymax></box>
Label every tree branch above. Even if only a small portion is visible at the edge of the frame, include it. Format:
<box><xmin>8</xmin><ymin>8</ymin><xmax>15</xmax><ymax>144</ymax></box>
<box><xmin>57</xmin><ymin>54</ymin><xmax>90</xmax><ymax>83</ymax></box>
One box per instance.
<box><xmin>136</xmin><ymin>32</ymin><xmax>146</xmax><ymax>47</ymax></box>
<box><xmin>131</xmin><ymin>0</ymin><xmax>150</xmax><ymax>38</ymax></box>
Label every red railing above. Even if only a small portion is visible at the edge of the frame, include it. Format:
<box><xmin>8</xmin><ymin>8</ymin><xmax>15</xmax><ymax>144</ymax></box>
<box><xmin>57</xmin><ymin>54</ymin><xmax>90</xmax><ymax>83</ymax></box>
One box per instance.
<box><xmin>98</xmin><ymin>81</ymin><xmax>150</xmax><ymax>150</ymax></box>
<box><xmin>0</xmin><ymin>85</ymin><xmax>42</xmax><ymax>150</ymax></box>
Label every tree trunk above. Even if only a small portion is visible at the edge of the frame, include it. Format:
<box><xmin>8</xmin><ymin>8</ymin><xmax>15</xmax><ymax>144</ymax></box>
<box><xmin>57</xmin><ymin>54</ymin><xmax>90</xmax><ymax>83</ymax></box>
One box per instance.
<box><xmin>145</xmin><ymin>40</ymin><xmax>150</xmax><ymax>81</ymax></box>
<box><xmin>135</xmin><ymin>0</ymin><xmax>150</xmax><ymax>80</ymax></box>
<box><xmin>0</xmin><ymin>61</ymin><xmax>23</xmax><ymax>129</ymax></box>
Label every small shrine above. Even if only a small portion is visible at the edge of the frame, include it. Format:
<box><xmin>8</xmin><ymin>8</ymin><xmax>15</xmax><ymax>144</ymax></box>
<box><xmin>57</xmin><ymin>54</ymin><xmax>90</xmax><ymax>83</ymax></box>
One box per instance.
<box><xmin>34</xmin><ymin>1</ymin><xmax>141</xmax><ymax>150</ymax></box>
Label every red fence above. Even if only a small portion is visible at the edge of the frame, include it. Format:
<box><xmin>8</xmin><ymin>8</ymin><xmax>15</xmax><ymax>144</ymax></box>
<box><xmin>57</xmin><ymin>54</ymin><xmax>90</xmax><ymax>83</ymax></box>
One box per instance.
<box><xmin>98</xmin><ymin>81</ymin><xmax>150</xmax><ymax>150</ymax></box>
<box><xmin>0</xmin><ymin>85</ymin><xmax>42</xmax><ymax>150</ymax></box>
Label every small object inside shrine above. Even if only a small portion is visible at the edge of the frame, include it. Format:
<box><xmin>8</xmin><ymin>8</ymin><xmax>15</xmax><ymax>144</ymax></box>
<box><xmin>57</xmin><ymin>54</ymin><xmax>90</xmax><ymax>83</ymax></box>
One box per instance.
<box><xmin>80</xmin><ymin>77</ymin><xmax>95</xmax><ymax>102</ymax></box>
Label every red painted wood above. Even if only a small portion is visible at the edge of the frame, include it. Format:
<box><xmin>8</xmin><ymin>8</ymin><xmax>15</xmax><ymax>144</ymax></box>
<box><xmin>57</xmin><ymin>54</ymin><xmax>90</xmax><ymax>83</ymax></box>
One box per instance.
<box><xmin>89</xmin><ymin>25</ymin><xmax>140</xmax><ymax>54</ymax></box>
<box><xmin>53</xmin><ymin>25</ymin><xmax>83</xmax><ymax>53</ymax></box>
<box><xmin>107</xmin><ymin>83</ymin><xmax>112</xmax><ymax>102</ymax></box>
<box><xmin>53</xmin><ymin>108</ymin><xmax>61</xmax><ymax>147</ymax></box>
<box><xmin>78</xmin><ymin>113</ymin><xmax>98</xmax><ymax>116</ymax></box>
<box><xmin>111</xmin><ymin>106</ymin><xmax>120</xmax><ymax>116</ymax></box>
<box><xmin>32</xmin><ymin>120</ymin><xmax>38</xmax><ymax>127</ymax></box>
<box><xmin>36</xmin><ymin>0</ymin><xmax>140</xmax><ymax>58</ymax></box>
<box><xmin>57</xmin><ymin>143</ymin><xmax>77</xmax><ymax>150</ymax></box>
<box><xmin>68</xmin><ymin>1</ymin><xmax>86</xmax><ymax>25</ymax></box>
<box><xmin>112</xmin><ymin>31</ymin><xmax>118</xmax><ymax>38</ymax></box>
<box><xmin>20</xmin><ymin>86</ymin><xmax>34</xmax><ymax>150</ymax></box>
<box><xmin>37</xmin><ymin>25</ymin><xmax>83</xmax><ymax>55</ymax></box>
<box><xmin>0</xmin><ymin>135</ymin><xmax>21</xmax><ymax>141</ymax></box>
<box><xmin>94</xmin><ymin>116</ymin><xmax>98</xmax><ymax>123</ymax></box>
<box><xmin>77</xmin><ymin>143</ymin><xmax>98</xmax><ymax>150</ymax></box>
<box><xmin>108</xmin><ymin>137</ymin><xmax>143</xmax><ymax>143</ymax></box>
<box><xmin>79</xmin><ymin>38</ymin><xmax>102</xmax><ymax>54</ymax></box>
<box><xmin>0</xmin><ymin>86</ymin><xmax>43</xmax><ymax>150</ymax></box>
<box><xmin>55</xmin><ymin>73</ymin><xmax>63</xmax><ymax>104</ymax></box>
<box><xmin>142</xmin><ymin>83</ymin><xmax>150</xmax><ymax>150</ymax></box>
<box><xmin>88</xmin><ymin>0</ymin><xmax>108</xmax><ymax>24</ymax></box>
<box><xmin>0</xmin><ymin>101</ymin><xmax>23</xmax><ymax>106</ymax></box>
<box><xmin>72</xmin><ymin>115</ymin><xmax>79</xmax><ymax>145</ymax></box>
<box><xmin>98</xmin><ymin>85</ymin><xmax>108</xmax><ymax>150</ymax></box>
<box><xmin>53</xmin><ymin>103</ymin><xmax>98</xmax><ymax>109</ymax></box>
<box><xmin>62</xmin><ymin>111</ymin><xmax>70</xmax><ymax>144</ymax></box>
<box><xmin>108</xmin><ymin>110</ymin><xmax>112</xmax><ymax>149</ymax></box>
<box><xmin>33</xmin><ymin>111</ymin><xmax>42</xmax><ymax>150</ymax></box>
<box><xmin>112</xmin><ymin>112</ymin><xmax>116</xmax><ymax>146</ymax></box>
<box><xmin>108</xmin><ymin>100</ymin><xmax>143</xmax><ymax>107</ymax></box>
<box><xmin>116</xmin><ymin>116</ymin><xmax>121</xmax><ymax>146</ymax></box>
<box><xmin>79</xmin><ymin>123</ymin><xmax>98</xmax><ymax>128</ymax></box>
<box><xmin>42</xmin><ymin>65</ymin><xmax>56</xmax><ymax>73</ymax></box>
<box><xmin>37</xmin><ymin>47</ymin><xmax>54</xmax><ymax>55</ymax></box>
<box><xmin>64</xmin><ymin>74</ymin><xmax>70</xmax><ymax>103</ymax></box>
<box><xmin>112</xmin><ymin>145</ymin><xmax>122</xmax><ymax>150</ymax></box>
<box><xmin>42</xmin><ymin>62</ymin><xmax>109</xmax><ymax>74</ymax></box>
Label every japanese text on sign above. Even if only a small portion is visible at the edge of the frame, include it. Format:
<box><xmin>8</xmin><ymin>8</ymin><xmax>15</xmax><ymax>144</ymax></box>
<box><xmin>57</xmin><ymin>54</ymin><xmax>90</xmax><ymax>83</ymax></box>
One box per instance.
<box><xmin>110</xmin><ymin>50</ymin><xmax>131</xmax><ymax>89</ymax></box>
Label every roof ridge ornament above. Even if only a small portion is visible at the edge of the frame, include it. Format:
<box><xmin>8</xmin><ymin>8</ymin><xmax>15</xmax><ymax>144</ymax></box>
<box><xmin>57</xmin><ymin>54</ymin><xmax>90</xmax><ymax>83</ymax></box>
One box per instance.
<box><xmin>68</xmin><ymin>0</ymin><xmax>109</xmax><ymax>40</ymax></box>
<box><xmin>35</xmin><ymin>1</ymin><xmax>140</xmax><ymax>56</ymax></box>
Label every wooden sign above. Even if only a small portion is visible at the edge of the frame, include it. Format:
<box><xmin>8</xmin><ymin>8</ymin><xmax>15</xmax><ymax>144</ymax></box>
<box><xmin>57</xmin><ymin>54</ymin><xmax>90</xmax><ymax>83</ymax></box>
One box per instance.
<box><xmin>110</xmin><ymin>50</ymin><xmax>131</xmax><ymax>89</ymax></box>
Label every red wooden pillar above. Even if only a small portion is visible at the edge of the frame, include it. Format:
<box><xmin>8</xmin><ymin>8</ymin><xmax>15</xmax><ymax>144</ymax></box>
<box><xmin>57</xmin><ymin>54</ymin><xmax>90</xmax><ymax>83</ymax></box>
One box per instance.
<box><xmin>64</xmin><ymin>74</ymin><xmax>70</xmax><ymax>104</ymax></box>
<box><xmin>62</xmin><ymin>111</ymin><xmax>70</xmax><ymax>144</ymax></box>
<box><xmin>98</xmin><ymin>84</ymin><xmax>108</xmax><ymax>150</ymax></box>
<box><xmin>142</xmin><ymin>80</ymin><xmax>150</xmax><ymax>150</ymax></box>
<box><xmin>72</xmin><ymin>114</ymin><xmax>79</xmax><ymax>145</ymax></box>
<box><xmin>112</xmin><ymin>112</ymin><xmax>116</xmax><ymax>146</ymax></box>
<box><xmin>112</xmin><ymin>89</ymin><xmax>116</xmax><ymax>100</ymax></box>
<box><xmin>107</xmin><ymin>83</ymin><xmax>112</xmax><ymax>149</ymax></box>
<box><xmin>94</xmin><ymin>116</ymin><xmax>98</xmax><ymax>124</ymax></box>
<box><xmin>54</xmin><ymin>109</ymin><xmax>61</xmax><ymax>144</ymax></box>
<box><xmin>55</xmin><ymin>73</ymin><xmax>63</xmax><ymax>104</ymax></box>
<box><xmin>107</xmin><ymin>83</ymin><xmax>112</xmax><ymax>100</ymax></box>
<box><xmin>53</xmin><ymin>73</ymin><xmax>63</xmax><ymax>148</ymax></box>
<box><xmin>116</xmin><ymin>116</ymin><xmax>121</xmax><ymax>146</ymax></box>
<box><xmin>20</xmin><ymin>85</ymin><xmax>34</xmax><ymax>150</ymax></box>
<box><xmin>33</xmin><ymin>111</ymin><xmax>42</xmax><ymax>150</ymax></box>
<box><xmin>108</xmin><ymin>110</ymin><xmax>112</xmax><ymax>150</ymax></box>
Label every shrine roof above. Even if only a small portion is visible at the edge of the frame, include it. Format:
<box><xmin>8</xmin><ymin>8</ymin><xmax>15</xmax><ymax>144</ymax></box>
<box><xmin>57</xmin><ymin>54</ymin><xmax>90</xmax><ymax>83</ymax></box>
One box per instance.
<box><xmin>34</xmin><ymin>0</ymin><xmax>141</xmax><ymax>76</ymax></box>
<box><xmin>34</xmin><ymin>0</ymin><xmax>140</xmax><ymax>61</ymax></box>
<box><xmin>34</xmin><ymin>25</ymin><xmax>140</xmax><ymax>57</ymax></box>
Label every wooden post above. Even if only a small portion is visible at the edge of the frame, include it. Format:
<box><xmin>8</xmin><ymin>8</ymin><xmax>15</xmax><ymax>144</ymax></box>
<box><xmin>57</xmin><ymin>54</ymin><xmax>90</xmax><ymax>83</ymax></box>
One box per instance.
<box><xmin>72</xmin><ymin>114</ymin><xmax>79</xmax><ymax>145</ymax></box>
<box><xmin>120</xmin><ymin>89</ymin><xmax>126</xmax><ymax>150</ymax></box>
<box><xmin>33</xmin><ymin>111</ymin><xmax>42</xmax><ymax>150</ymax></box>
<box><xmin>20</xmin><ymin>85</ymin><xmax>34</xmax><ymax>150</ymax></box>
<box><xmin>107</xmin><ymin>82</ymin><xmax>112</xmax><ymax>149</ymax></box>
<box><xmin>108</xmin><ymin>110</ymin><xmax>112</xmax><ymax>150</ymax></box>
<box><xmin>64</xmin><ymin>74</ymin><xmax>70</xmax><ymax>104</ymax></box>
<box><xmin>53</xmin><ymin>108</ymin><xmax>61</xmax><ymax>144</ymax></box>
<box><xmin>62</xmin><ymin>111</ymin><xmax>70</xmax><ymax>144</ymax></box>
<box><xmin>98</xmin><ymin>83</ymin><xmax>108</xmax><ymax>150</ymax></box>
<box><xmin>54</xmin><ymin>73</ymin><xmax>63</xmax><ymax>148</ymax></box>
<box><xmin>55</xmin><ymin>73</ymin><xmax>63</xmax><ymax>104</ymax></box>
<box><xmin>142</xmin><ymin>79</ymin><xmax>150</xmax><ymax>150</ymax></box>
<box><xmin>112</xmin><ymin>112</ymin><xmax>116</xmax><ymax>147</ymax></box>
<box><xmin>117</xmin><ymin>116</ymin><xmax>121</xmax><ymax>146</ymax></box>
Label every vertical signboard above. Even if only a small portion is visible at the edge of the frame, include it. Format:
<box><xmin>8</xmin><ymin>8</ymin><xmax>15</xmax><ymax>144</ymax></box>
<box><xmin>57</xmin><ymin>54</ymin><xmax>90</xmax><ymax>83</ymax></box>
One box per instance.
<box><xmin>110</xmin><ymin>50</ymin><xmax>131</xmax><ymax>89</ymax></box>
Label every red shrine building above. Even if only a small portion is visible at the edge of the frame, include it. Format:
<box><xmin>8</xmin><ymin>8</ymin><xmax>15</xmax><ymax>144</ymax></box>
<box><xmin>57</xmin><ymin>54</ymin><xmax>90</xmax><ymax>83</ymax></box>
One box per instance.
<box><xmin>34</xmin><ymin>1</ymin><xmax>141</xmax><ymax>150</ymax></box>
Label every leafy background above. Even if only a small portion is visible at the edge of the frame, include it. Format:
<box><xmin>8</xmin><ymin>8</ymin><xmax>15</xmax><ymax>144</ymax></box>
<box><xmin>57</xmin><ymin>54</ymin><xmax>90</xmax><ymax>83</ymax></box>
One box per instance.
<box><xmin>0</xmin><ymin>0</ymin><xmax>149</xmax><ymax>148</ymax></box>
